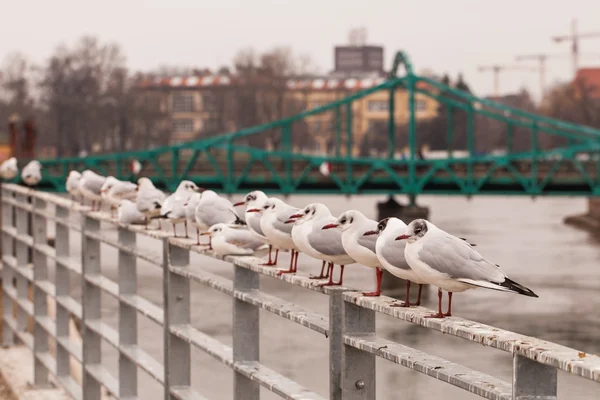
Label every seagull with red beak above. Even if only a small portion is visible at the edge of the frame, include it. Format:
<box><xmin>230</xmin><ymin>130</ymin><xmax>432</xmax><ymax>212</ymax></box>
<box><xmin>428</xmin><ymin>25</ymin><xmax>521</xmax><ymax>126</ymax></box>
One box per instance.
<box><xmin>233</xmin><ymin>191</ymin><xmax>276</xmax><ymax>265</ymax></box>
<box><xmin>322</xmin><ymin>210</ymin><xmax>383</xmax><ymax>296</ymax></box>
<box><xmin>259</xmin><ymin>198</ymin><xmax>301</xmax><ymax>275</ymax></box>
<box><xmin>397</xmin><ymin>219</ymin><xmax>538</xmax><ymax>318</ymax></box>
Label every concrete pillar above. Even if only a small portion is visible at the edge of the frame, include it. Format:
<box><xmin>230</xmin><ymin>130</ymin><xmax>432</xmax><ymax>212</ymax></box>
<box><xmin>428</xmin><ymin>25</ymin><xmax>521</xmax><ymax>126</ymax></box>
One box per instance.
<box><xmin>376</xmin><ymin>196</ymin><xmax>430</xmax><ymax>299</ymax></box>
<box><xmin>564</xmin><ymin>197</ymin><xmax>600</xmax><ymax>232</ymax></box>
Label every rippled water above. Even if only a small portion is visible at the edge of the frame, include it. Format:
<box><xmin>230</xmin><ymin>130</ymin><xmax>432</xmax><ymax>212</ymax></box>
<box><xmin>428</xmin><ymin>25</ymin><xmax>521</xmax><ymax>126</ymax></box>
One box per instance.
<box><xmin>62</xmin><ymin>195</ymin><xmax>600</xmax><ymax>399</ymax></box>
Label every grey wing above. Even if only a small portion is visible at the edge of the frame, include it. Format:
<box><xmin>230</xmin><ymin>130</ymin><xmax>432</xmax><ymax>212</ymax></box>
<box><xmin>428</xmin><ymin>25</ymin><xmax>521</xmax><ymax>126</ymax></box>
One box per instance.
<box><xmin>272</xmin><ymin>206</ymin><xmax>298</xmax><ymax>235</ymax></box>
<box><xmin>380</xmin><ymin>239</ymin><xmax>410</xmax><ymax>270</ymax></box>
<box><xmin>248</xmin><ymin>216</ymin><xmax>265</xmax><ymax>236</ymax></box>
<box><xmin>308</xmin><ymin>227</ymin><xmax>346</xmax><ymax>256</ymax></box>
<box><xmin>198</xmin><ymin>200</ymin><xmax>236</xmax><ymax>226</ymax></box>
<box><xmin>227</xmin><ymin>229</ymin><xmax>265</xmax><ymax>249</ymax></box>
<box><xmin>357</xmin><ymin>233</ymin><xmax>377</xmax><ymax>253</ymax></box>
<box><xmin>85</xmin><ymin>177</ymin><xmax>105</xmax><ymax>195</ymax></box>
<box><xmin>419</xmin><ymin>235</ymin><xmax>505</xmax><ymax>283</ymax></box>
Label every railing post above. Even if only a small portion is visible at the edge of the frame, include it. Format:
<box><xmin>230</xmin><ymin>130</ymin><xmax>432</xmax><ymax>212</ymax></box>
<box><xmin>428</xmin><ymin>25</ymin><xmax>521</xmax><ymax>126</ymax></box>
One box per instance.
<box><xmin>32</xmin><ymin>197</ymin><xmax>49</xmax><ymax>386</ymax></box>
<box><xmin>232</xmin><ymin>265</ymin><xmax>259</xmax><ymax>400</ymax></box>
<box><xmin>118</xmin><ymin>227</ymin><xmax>137</xmax><ymax>398</ymax></box>
<box><xmin>341</xmin><ymin>300</ymin><xmax>376</xmax><ymax>400</ymax></box>
<box><xmin>81</xmin><ymin>215</ymin><xmax>102</xmax><ymax>400</ymax></box>
<box><xmin>163</xmin><ymin>239</ymin><xmax>191</xmax><ymax>400</ymax></box>
<box><xmin>15</xmin><ymin>193</ymin><xmax>30</xmax><ymax>333</ymax></box>
<box><xmin>2</xmin><ymin>188</ymin><xmax>15</xmax><ymax>346</ymax></box>
<box><xmin>512</xmin><ymin>354</ymin><xmax>557</xmax><ymax>400</ymax></box>
<box><xmin>55</xmin><ymin>205</ymin><xmax>71</xmax><ymax>379</ymax></box>
<box><xmin>329</xmin><ymin>290</ymin><xmax>344</xmax><ymax>400</ymax></box>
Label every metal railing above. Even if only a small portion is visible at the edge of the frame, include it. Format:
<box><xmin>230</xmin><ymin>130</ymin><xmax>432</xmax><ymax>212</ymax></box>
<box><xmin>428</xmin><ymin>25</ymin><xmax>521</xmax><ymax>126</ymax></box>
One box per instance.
<box><xmin>1</xmin><ymin>183</ymin><xmax>599</xmax><ymax>400</ymax></box>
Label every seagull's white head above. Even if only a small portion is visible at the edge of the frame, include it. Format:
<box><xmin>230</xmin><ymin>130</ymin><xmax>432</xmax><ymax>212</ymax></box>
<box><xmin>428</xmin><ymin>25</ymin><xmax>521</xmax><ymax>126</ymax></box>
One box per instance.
<box><xmin>6</xmin><ymin>157</ymin><xmax>17</xmax><ymax>168</ymax></box>
<box><xmin>137</xmin><ymin>177</ymin><xmax>155</xmax><ymax>190</ymax></box>
<box><xmin>176</xmin><ymin>180</ymin><xmax>202</xmax><ymax>193</ymax></box>
<box><xmin>260</xmin><ymin>198</ymin><xmax>284</xmax><ymax>215</ymax></box>
<box><xmin>68</xmin><ymin>170</ymin><xmax>81</xmax><ymax>179</ymax></box>
<box><xmin>101</xmin><ymin>176</ymin><xmax>118</xmax><ymax>193</ymax></box>
<box><xmin>286</xmin><ymin>203</ymin><xmax>331</xmax><ymax>225</ymax></box>
<box><xmin>323</xmin><ymin>210</ymin><xmax>367</xmax><ymax>232</ymax></box>
<box><xmin>395</xmin><ymin>218</ymin><xmax>428</xmax><ymax>244</ymax></box>
<box><xmin>363</xmin><ymin>217</ymin><xmax>407</xmax><ymax>238</ymax></box>
<box><xmin>234</xmin><ymin>190</ymin><xmax>267</xmax><ymax>208</ymax></box>
<box><xmin>205</xmin><ymin>223</ymin><xmax>229</xmax><ymax>237</ymax></box>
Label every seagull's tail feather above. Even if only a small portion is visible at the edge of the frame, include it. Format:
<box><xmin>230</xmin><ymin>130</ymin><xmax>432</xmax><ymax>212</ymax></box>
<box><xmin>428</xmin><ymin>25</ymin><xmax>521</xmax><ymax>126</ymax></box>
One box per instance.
<box><xmin>498</xmin><ymin>278</ymin><xmax>539</xmax><ymax>298</ymax></box>
<box><xmin>229</xmin><ymin>210</ymin><xmax>247</xmax><ymax>226</ymax></box>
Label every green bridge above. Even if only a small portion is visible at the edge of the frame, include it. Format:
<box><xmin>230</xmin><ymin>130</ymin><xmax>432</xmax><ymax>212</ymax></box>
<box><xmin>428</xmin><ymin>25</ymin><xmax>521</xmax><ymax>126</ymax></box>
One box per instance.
<box><xmin>29</xmin><ymin>51</ymin><xmax>600</xmax><ymax>196</ymax></box>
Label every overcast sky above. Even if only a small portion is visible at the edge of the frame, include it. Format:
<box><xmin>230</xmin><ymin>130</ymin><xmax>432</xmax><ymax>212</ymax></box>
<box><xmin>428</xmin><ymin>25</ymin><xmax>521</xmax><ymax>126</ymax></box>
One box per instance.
<box><xmin>2</xmin><ymin>0</ymin><xmax>600</xmax><ymax>100</ymax></box>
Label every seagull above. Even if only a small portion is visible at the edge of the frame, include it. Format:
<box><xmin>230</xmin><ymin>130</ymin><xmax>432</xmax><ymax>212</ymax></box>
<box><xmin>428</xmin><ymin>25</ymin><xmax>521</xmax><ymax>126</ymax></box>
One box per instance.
<box><xmin>201</xmin><ymin>223</ymin><xmax>266</xmax><ymax>256</ymax></box>
<box><xmin>21</xmin><ymin>160</ymin><xmax>42</xmax><ymax>187</ymax></box>
<box><xmin>288</xmin><ymin>203</ymin><xmax>355</xmax><ymax>286</ymax></box>
<box><xmin>160</xmin><ymin>180</ymin><xmax>202</xmax><ymax>236</ymax></box>
<box><xmin>101</xmin><ymin>177</ymin><xmax>137</xmax><ymax>217</ymax></box>
<box><xmin>323</xmin><ymin>210</ymin><xmax>383</xmax><ymax>296</ymax></box>
<box><xmin>364</xmin><ymin>217</ymin><xmax>428</xmax><ymax>307</ymax></box>
<box><xmin>0</xmin><ymin>157</ymin><xmax>18</xmax><ymax>180</ymax></box>
<box><xmin>396</xmin><ymin>219</ymin><xmax>538</xmax><ymax>318</ymax></box>
<box><xmin>117</xmin><ymin>200</ymin><xmax>146</xmax><ymax>225</ymax></box>
<box><xmin>184</xmin><ymin>193</ymin><xmax>204</xmax><ymax>244</ymax></box>
<box><xmin>194</xmin><ymin>190</ymin><xmax>244</xmax><ymax>248</ymax></box>
<box><xmin>136</xmin><ymin>177</ymin><xmax>166</xmax><ymax>229</ymax></box>
<box><xmin>234</xmin><ymin>191</ymin><xmax>276</xmax><ymax>266</ymax></box>
<box><xmin>66</xmin><ymin>170</ymin><xmax>82</xmax><ymax>201</ymax></box>
<box><xmin>256</xmin><ymin>198</ymin><xmax>300</xmax><ymax>275</ymax></box>
<box><xmin>79</xmin><ymin>170</ymin><xmax>106</xmax><ymax>211</ymax></box>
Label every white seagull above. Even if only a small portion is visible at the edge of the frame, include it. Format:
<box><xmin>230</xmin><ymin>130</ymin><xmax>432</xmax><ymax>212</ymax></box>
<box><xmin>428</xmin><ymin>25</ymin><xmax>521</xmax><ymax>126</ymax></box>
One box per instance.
<box><xmin>66</xmin><ymin>170</ymin><xmax>82</xmax><ymax>201</ymax></box>
<box><xmin>288</xmin><ymin>203</ymin><xmax>355</xmax><ymax>286</ymax></box>
<box><xmin>21</xmin><ymin>160</ymin><xmax>42</xmax><ymax>187</ymax></box>
<box><xmin>234</xmin><ymin>191</ymin><xmax>276</xmax><ymax>265</ymax></box>
<box><xmin>136</xmin><ymin>177</ymin><xmax>166</xmax><ymax>229</ymax></box>
<box><xmin>323</xmin><ymin>210</ymin><xmax>383</xmax><ymax>296</ymax></box>
<box><xmin>200</xmin><ymin>223</ymin><xmax>266</xmax><ymax>256</ymax></box>
<box><xmin>364</xmin><ymin>217</ymin><xmax>428</xmax><ymax>307</ymax></box>
<box><xmin>101</xmin><ymin>177</ymin><xmax>137</xmax><ymax>217</ymax></box>
<box><xmin>79</xmin><ymin>170</ymin><xmax>106</xmax><ymax>211</ymax></box>
<box><xmin>256</xmin><ymin>198</ymin><xmax>300</xmax><ymax>275</ymax></box>
<box><xmin>160</xmin><ymin>180</ymin><xmax>202</xmax><ymax>236</ymax></box>
<box><xmin>184</xmin><ymin>193</ymin><xmax>203</xmax><ymax>244</ymax></box>
<box><xmin>117</xmin><ymin>200</ymin><xmax>146</xmax><ymax>225</ymax></box>
<box><xmin>0</xmin><ymin>157</ymin><xmax>18</xmax><ymax>180</ymax></box>
<box><xmin>396</xmin><ymin>219</ymin><xmax>538</xmax><ymax>318</ymax></box>
<box><xmin>194</xmin><ymin>190</ymin><xmax>244</xmax><ymax>248</ymax></box>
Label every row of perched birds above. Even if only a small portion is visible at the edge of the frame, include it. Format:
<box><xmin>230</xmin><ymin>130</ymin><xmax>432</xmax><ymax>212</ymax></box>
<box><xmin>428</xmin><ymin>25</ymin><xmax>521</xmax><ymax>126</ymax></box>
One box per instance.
<box><xmin>0</xmin><ymin>156</ymin><xmax>538</xmax><ymax>319</ymax></box>
<box><xmin>61</xmin><ymin>170</ymin><xmax>538</xmax><ymax>319</ymax></box>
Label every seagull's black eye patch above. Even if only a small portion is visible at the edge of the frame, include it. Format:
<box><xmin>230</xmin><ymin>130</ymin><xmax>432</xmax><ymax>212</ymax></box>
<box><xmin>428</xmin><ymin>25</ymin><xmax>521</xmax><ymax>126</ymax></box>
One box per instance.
<box><xmin>340</xmin><ymin>218</ymin><xmax>346</xmax><ymax>224</ymax></box>
<box><xmin>414</xmin><ymin>227</ymin><xmax>422</xmax><ymax>234</ymax></box>
<box><xmin>349</xmin><ymin>217</ymin><xmax>353</xmax><ymax>224</ymax></box>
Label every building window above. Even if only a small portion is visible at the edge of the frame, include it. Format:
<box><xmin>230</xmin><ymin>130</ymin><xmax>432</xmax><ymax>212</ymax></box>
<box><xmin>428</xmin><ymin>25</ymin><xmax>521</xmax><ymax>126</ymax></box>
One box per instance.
<box><xmin>367</xmin><ymin>119</ymin><xmax>387</xmax><ymax>134</ymax></box>
<box><xmin>172</xmin><ymin>119</ymin><xmax>194</xmax><ymax>133</ymax></box>
<box><xmin>202</xmin><ymin>92</ymin><xmax>217</xmax><ymax>112</ymax></box>
<box><xmin>367</xmin><ymin>100</ymin><xmax>388</xmax><ymax>111</ymax></box>
<box><xmin>409</xmin><ymin>99</ymin><xmax>427</xmax><ymax>111</ymax></box>
<box><xmin>172</xmin><ymin>95</ymin><xmax>194</xmax><ymax>113</ymax></box>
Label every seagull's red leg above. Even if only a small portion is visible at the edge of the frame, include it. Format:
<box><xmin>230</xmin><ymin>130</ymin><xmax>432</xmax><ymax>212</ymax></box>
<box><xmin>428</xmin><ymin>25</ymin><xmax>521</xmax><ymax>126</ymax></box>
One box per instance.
<box><xmin>318</xmin><ymin>263</ymin><xmax>336</xmax><ymax>287</ymax></box>
<box><xmin>362</xmin><ymin>268</ymin><xmax>383</xmax><ymax>296</ymax></box>
<box><xmin>274</xmin><ymin>249</ymin><xmax>279</xmax><ymax>264</ymax></box>
<box><xmin>208</xmin><ymin>236</ymin><xmax>212</xmax><ymax>250</ymax></box>
<box><xmin>425</xmin><ymin>288</ymin><xmax>446</xmax><ymax>318</ymax></box>
<box><xmin>293</xmin><ymin>250</ymin><xmax>299</xmax><ymax>272</ymax></box>
<box><xmin>261</xmin><ymin>245</ymin><xmax>275</xmax><ymax>266</ymax></box>
<box><xmin>310</xmin><ymin>260</ymin><xmax>327</xmax><ymax>279</ymax></box>
<box><xmin>416</xmin><ymin>284</ymin><xmax>424</xmax><ymax>306</ymax></box>
<box><xmin>334</xmin><ymin>265</ymin><xmax>345</xmax><ymax>285</ymax></box>
<box><xmin>196</xmin><ymin>228</ymin><xmax>200</xmax><ymax>245</ymax></box>
<box><xmin>185</xmin><ymin>221</ymin><xmax>188</xmax><ymax>238</ymax></box>
<box><xmin>444</xmin><ymin>292</ymin><xmax>453</xmax><ymax>317</ymax></box>
<box><xmin>172</xmin><ymin>223</ymin><xmax>177</xmax><ymax>237</ymax></box>
<box><xmin>277</xmin><ymin>250</ymin><xmax>296</xmax><ymax>275</ymax></box>
<box><xmin>391</xmin><ymin>280</ymin><xmax>412</xmax><ymax>307</ymax></box>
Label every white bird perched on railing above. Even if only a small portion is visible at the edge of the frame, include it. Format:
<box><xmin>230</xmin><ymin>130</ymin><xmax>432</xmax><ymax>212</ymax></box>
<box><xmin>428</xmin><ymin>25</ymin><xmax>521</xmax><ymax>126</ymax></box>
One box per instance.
<box><xmin>66</xmin><ymin>171</ymin><xmax>82</xmax><ymax>201</ymax></box>
<box><xmin>255</xmin><ymin>198</ymin><xmax>300</xmax><ymax>275</ymax></box>
<box><xmin>363</xmin><ymin>217</ymin><xmax>428</xmax><ymax>307</ymax></box>
<box><xmin>396</xmin><ymin>219</ymin><xmax>538</xmax><ymax>318</ymax></box>
<box><xmin>201</xmin><ymin>223</ymin><xmax>266</xmax><ymax>256</ymax></box>
<box><xmin>234</xmin><ymin>191</ymin><xmax>275</xmax><ymax>265</ymax></box>
<box><xmin>287</xmin><ymin>203</ymin><xmax>355</xmax><ymax>286</ymax></box>
<box><xmin>117</xmin><ymin>199</ymin><xmax>146</xmax><ymax>225</ymax></box>
<box><xmin>136</xmin><ymin>177</ymin><xmax>166</xmax><ymax>229</ymax></box>
<box><xmin>79</xmin><ymin>170</ymin><xmax>106</xmax><ymax>211</ymax></box>
<box><xmin>159</xmin><ymin>180</ymin><xmax>202</xmax><ymax>235</ymax></box>
<box><xmin>101</xmin><ymin>176</ymin><xmax>137</xmax><ymax>217</ymax></box>
<box><xmin>193</xmin><ymin>190</ymin><xmax>245</xmax><ymax>248</ymax></box>
<box><xmin>184</xmin><ymin>193</ymin><xmax>203</xmax><ymax>243</ymax></box>
<box><xmin>21</xmin><ymin>160</ymin><xmax>42</xmax><ymax>187</ymax></box>
<box><xmin>322</xmin><ymin>210</ymin><xmax>383</xmax><ymax>296</ymax></box>
<box><xmin>0</xmin><ymin>157</ymin><xmax>18</xmax><ymax>180</ymax></box>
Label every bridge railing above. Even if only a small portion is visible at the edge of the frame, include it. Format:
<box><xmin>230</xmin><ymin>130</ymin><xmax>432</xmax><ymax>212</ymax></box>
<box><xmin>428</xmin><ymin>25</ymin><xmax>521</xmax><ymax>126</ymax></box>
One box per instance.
<box><xmin>1</xmin><ymin>183</ymin><xmax>599</xmax><ymax>400</ymax></box>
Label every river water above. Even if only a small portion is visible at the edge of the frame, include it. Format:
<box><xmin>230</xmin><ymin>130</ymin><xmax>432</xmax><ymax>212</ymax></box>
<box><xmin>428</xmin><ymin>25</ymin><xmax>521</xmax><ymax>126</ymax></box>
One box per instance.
<box><xmin>62</xmin><ymin>195</ymin><xmax>600</xmax><ymax>399</ymax></box>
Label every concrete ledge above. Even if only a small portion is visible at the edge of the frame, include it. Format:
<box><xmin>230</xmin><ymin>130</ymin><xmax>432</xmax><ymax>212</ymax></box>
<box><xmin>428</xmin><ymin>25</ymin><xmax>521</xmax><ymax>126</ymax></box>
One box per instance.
<box><xmin>0</xmin><ymin>346</ymin><xmax>69</xmax><ymax>400</ymax></box>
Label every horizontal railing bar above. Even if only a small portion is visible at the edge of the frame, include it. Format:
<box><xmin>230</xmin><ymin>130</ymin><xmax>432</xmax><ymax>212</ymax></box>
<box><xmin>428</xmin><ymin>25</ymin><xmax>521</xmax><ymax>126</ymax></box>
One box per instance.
<box><xmin>170</xmin><ymin>324</ymin><xmax>326</xmax><ymax>400</ymax></box>
<box><xmin>36</xmin><ymin>351</ymin><xmax>83</xmax><ymax>400</ymax></box>
<box><xmin>3</xmin><ymin>255</ymin><xmax>33</xmax><ymax>281</ymax></box>
<box><xmin>2</xmin><ymin>184</ymin><xmax>76</xmax><ymax>210</ymax></box>
<box><xmin>2</xmin><ymin>225</ymin><xmax>33</xmax><ymax>247</ymax></box>
<box><xmin>170</xmin><ymin>264</ymin><xmax>329</xmax><ymax>336</ymax></box>
<box><xmin>85</xmin><ymin>364</ymin><xmax>119</xmax><ymax>399</ymax></box>
<box><xmin>4</xmin><ymin>315</ymin><xmax>34</xmax><ymax>349</ymax></box>
<box><xmin>33</xmin><ymin>277</ymin><xmax>83</xmax><ymax>318</ymax></box>
<box><xmin>85</xmin><ymin>319</ymin><xmax>165</xmax><ymax>385</ymax></box>
<box><xmin>4</xmin><ymin>285</ymin><xmax>33</xmax><ymax>316</ymax></box>
<box><xmin>83</xmin><ymin>230</ymin><xmax>163</xmax><ymax>268</ymax></box>
<box><xmin>84</xmin><ymin>274</ymin><xmax>164</xmax><ymax>325</ymax></box>
<box><xmin>343</xmin><ymin>292</ymin><xmax>600</xmax><ymax>382</ymax></box>
<box><xmin>35</xmin><ymin>315</ymin><xmax>83</xmax><ymax>362</ymax></box>
<box><xmin>1</xmin><ymin>196</ymin><xmax>81</xmax><ymax>231</ymax></box>
<box><xmin>170</xmin><ymin>386</ymin><xmax>211</xmax><ymax>400</ymax></box>
<box><xmin>345</xmin><ymin>334</ymin><xmax>512</xmax><ymax>400</ymax></box>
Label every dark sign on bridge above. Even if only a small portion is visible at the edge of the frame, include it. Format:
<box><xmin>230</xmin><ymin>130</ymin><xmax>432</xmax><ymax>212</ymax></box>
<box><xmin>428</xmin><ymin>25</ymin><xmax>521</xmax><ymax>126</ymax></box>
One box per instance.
<box><xmin>334</xmin><ymin>45</ymin><xmax>384</xmax><ymax>75</ymax></box>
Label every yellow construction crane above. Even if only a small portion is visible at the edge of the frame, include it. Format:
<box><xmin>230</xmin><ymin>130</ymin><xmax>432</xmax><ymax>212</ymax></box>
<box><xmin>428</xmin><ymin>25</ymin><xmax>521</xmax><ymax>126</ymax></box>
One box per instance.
<box><xmin>552</xmin><ymin>19</ymin><xmax>600</xmax><ymax>75</ymax></box>
<box><xmin>477</xmin><ymin>65</ymin><xmax>537</xmax><ymax>97</ymax></box>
